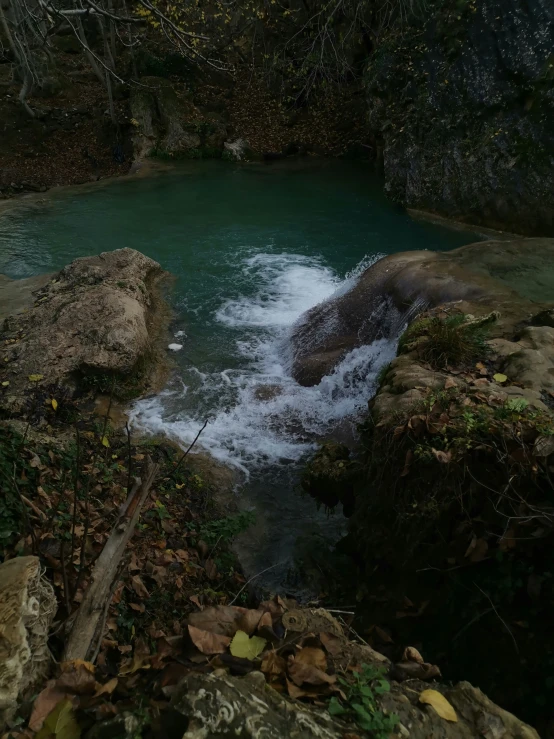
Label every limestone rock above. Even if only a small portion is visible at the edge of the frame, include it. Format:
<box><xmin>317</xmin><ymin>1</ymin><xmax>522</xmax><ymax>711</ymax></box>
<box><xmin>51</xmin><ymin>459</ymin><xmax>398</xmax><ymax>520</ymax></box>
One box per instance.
<box><xmin>0</xmin><ymin>557</ymin><xmax>56</xmax><ymax>729</ymax></box>
<box><xmin>170</xmin><ymin>669</ymin><xmax>539</xmax><ymax>739</ymax></box>
<box><xmin>0</xmin><ymin>248</ymin><xmax>167</xmax><ymax>405</ymax></box>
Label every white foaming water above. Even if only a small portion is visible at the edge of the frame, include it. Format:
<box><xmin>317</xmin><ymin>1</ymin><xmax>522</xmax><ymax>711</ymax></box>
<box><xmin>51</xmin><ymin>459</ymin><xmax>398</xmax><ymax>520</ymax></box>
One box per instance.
<box><xmin>131</xmin><ymin>251</ymin><xmax>394</xmax><ymax>476</ymax></box>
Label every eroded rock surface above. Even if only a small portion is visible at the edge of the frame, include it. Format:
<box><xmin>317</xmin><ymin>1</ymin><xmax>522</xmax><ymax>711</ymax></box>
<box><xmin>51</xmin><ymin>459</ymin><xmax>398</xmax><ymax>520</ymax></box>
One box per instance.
<box><xmin>0</xmin><ymin>248</ymin><xmax>167</xmax><ymax>405</ymax></box>
<box><xmin>0</xmin><ymin>557</ymin><xmax>56</xmax><ymax>729</ymax></box>
<box><xmin>171</xmin><ymin>669</ymin><xmax>539</xmax><ymax>739</ymax></box>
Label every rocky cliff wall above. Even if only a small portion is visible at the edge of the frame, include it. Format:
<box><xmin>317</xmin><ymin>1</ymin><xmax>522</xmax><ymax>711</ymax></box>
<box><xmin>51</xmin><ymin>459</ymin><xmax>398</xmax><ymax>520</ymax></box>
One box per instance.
<box><xmin>366</xmin><ymin>0</ymin><xmax>554</xmax><ymax>235</ymax></box>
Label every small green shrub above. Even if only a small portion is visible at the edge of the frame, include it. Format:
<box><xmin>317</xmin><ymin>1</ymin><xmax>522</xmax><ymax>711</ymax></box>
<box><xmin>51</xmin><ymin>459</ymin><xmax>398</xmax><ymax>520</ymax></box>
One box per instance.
<box><xmin>400</xmin><ymin>314</ymin><xmax>489</xmax><ymax>369</ymax></box>
<box><xmin>328</xmin><ymin>663</ymin><xmax>398</xmax><ymax>737</ymax></box>
<box><xmin>199</xmin><ymin>510</ymin><xmax>255</xmax><ymax>547</ymax></box>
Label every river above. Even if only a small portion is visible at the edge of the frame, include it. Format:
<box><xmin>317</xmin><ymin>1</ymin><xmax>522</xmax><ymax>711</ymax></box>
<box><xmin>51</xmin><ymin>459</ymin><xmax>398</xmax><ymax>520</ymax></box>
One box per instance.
<box><xmin>0</xmin><ymin>159</ymin><xmax>477</xmax><ymax>595</ymax></box>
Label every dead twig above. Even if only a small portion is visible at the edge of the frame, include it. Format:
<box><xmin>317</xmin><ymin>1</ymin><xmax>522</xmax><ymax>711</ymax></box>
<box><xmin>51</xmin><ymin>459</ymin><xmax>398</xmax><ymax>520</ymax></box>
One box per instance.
<box><xmin>63</xmin><ymin>457</ymin><xmax>159</xmax><ymax>662</ymax></box>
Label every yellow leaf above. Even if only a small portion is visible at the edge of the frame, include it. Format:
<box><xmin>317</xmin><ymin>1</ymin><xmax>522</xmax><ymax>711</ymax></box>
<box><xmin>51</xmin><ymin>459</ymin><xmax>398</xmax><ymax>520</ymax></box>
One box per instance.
<box><xmin>101</xmin><ymin>436</ymin><xmax>110</xmax><ymax>448</ymax></box>
<box><xmin>175</xmin><ymin>482</ymin><xmax>185</xmax><ymax>489</ymax></box>
<box><xmin>51</xmin><ymin>398</ymin><xmax>58</xmax><ymax>410</ymax></box>
<box><xmin>419</xmin><ymin>689</ymin><xmax>457</xmax><ymax>722</ymax></box>
<box><xmin>1</xmin><ymin>381</ymin><xmax>9</xmax><ymax>387</ymax></box>
<box><xmin>29</xmin><ymin>374</ymin><xmax>44</xmax><ymax>382</ymax></box>
<box><xmin>230</xmin><ymin>630</ymin><xmax>266</xmax><ymax>661</ymax></box>
<box><xmin>493</xmin><ymin>373</ymin><xmax>508</xmax><ymax>383</ymax></box>
<box><xmin>35</xmin><ymin>699</ymin><xmax>80</xmax><ymax>739</ymax></box>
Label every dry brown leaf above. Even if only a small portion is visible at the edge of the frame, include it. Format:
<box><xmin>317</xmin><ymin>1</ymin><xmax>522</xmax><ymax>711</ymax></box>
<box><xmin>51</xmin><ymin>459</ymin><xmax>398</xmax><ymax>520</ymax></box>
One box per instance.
<box><xmin>431</xmin><ymin>448</ymin><xmax>452</xmax><ymax>464</ymax></box>
<box><xmin>295</xmin><ymin>647</ymin><xmax>327</xmax><ymax>671</ymax></box>
<box><xmin>188</xmin><ymin>624</ymin><xmax>231</xmax><ymax>655</ymax></box>
<box><xmin>402</xmin><ymin>646</ymin><xmax>424</xmax><ymax>664</ymax></box>
<box><xmin>93</xmin><ymin>678</ymin><xmax>118</xmax><ymax>698</ymax></box>
<box><xmin>131</xmin><ymin>575</ymin><xmax>150</xmax><ymax>599</ymax></box>
<box><xmin>188</xmin><ymin>605</ymin><xmax>254</xmax><ymax>637</ymax></box>
<box><xmin>57</xmin><ymin>661</ymin><xmax>97</xmax><ymax>695</ymax></box>
<box><xmin>261</xmin><ymin>650</ymin><xmax>287</xmax><ymax>679</ymax></box>
<box><xmin>444</xmin><ymin>377</ymin><xmax>457</xmax><ymax>389</ymax></box>
<box><xmin>29</xmin><ymin>686</ymin><xmax>70</xmax><ymax>732</ymax></box>
<box><xmin>286</xmin><ymin>679</ymin><xmax>329</xmax><ymax>700</ymax></box>
<box><xmin>287</xmin><ymin>657</ymin><xmax>336</xmax><ymax>687</ymax></box>
<box><xmin>236</xmin><ymin>609</ymin><xmax>264</xmax><ymax>635</ymax></box>
<box><xmin>319</xmin><ymin>632</ymin><xmax>342</xmax><ymax>657</ymax></box>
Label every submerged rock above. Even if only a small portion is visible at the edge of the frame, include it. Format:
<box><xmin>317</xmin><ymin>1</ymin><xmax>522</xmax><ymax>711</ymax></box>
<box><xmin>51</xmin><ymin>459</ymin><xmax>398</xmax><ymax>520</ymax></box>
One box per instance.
<box><xmin>0</xmin><ymin>248</ymin><xmax>169</xmax><ymax>406</ymax></box>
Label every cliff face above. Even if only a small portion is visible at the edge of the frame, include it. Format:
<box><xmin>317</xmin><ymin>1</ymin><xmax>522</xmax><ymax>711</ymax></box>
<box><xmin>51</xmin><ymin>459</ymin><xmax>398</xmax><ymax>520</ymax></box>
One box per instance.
<box><xmin>366</xmin><ymin>0</ymin><xmax>554</xmax><ymax>235</ymax></box>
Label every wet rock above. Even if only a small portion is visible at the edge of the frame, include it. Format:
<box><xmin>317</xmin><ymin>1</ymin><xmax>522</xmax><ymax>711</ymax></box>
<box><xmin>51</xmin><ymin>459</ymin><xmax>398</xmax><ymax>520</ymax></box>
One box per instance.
<box><xmin>291</xmin><ymin>238</ymin><xmax>554</xmax><ymax>386</ymax></box>
<box><xmin>0</xmin><ymin>557</ymin><xmax>56</xmax><ymax>729</ymax></box>
<box><xmin>301</xmin><ymin>442</ymin><xmax>354</xmax><ymax>513</ymax></box>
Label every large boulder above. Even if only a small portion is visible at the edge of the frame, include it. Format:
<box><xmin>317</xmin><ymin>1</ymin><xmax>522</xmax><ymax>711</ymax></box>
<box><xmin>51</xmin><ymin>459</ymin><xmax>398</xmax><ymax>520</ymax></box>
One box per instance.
<box><xmin>290</xmin><ymin>238</ymin><xmax>554</xmax><ymax>386</ymax></box>
<box><xmin>0</xmin><ymin>248</ymin><xmax>167</xmax><ymax>405</ymax></box>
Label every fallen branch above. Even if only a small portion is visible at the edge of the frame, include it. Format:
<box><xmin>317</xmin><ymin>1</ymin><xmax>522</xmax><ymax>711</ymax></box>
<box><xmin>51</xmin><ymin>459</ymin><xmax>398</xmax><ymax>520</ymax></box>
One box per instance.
<box><xmin>63</xmin><ymin>457</ymin><xmax>159</xmax><ymax>662</ymax></box>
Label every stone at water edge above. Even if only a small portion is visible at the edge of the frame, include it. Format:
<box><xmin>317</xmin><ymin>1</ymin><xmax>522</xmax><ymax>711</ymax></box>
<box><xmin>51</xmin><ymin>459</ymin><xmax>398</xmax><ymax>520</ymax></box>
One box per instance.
<box><xmin>0</xmin><ymin>248</ymin><xmax>168</xmax><ymax>405</ymax></box>
<box><xmin>168</xmin><ymin>343</ymin><xmax>183</xmax><ymax>351</ymax></box>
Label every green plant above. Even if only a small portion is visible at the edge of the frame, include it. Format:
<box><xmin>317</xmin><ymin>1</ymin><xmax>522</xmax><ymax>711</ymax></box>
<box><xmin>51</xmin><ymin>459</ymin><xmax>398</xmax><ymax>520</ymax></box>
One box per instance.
<box><xmin>328</xmin><ymin>663</ymin><xmax>398</xmax><ymax>737</ymax></box>
<box><xmin>422</xmin><ymin>314</ymin><xmax>489</xmax><ymax>368</ymax></box>
<box><xmin>199</xmin><ymin>511</ymin><xmax>255</xmax><ymax>547</ymax></box>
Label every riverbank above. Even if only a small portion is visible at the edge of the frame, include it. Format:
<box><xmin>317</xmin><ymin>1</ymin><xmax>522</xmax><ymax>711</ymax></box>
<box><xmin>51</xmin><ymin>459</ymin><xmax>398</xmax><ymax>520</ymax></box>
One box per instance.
<box><xmin>0</xmin><ymin>247</ymin><xmax>544</xmax><ymax>739</ymax></box>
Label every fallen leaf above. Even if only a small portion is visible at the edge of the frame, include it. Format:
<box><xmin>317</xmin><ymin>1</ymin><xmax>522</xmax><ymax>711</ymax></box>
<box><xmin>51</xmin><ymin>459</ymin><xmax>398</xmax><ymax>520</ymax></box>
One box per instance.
<box><xmin>230</xmin><ymin>630</ymin><xmax>267</xmax><ymax>660</ymax></box>
<box><xmin>93</xmin><ymin>678</ymin><xmax>118</xmax><ymax>698</ymax></box>
<box><xmin>261</xmin><ymin>650</ymin><xmax>287</xmax><ymax>679</ymax></box>
<box><xmin>402</xmin><ymin>646</ymin><xmax>424</xmax><ymax>664</ymax></box>
<box><xmin>431</xmin><ymin>448</ymin><xmax>452</xmax><ymax>464</ymax></box>
<box><xmin>131</xmin><ymin>575</ymin><xmax>150</xmax><ymax>599</ymax></box>
<box><xmin>419</xmin><ymin>689</ymin><xmax>457</xmax><ymax>722</ymax></box>
<box><xmin>189</xmin><ymin>605</ymin><xmax>251</xmax><ymax>637</ymax></box>
<box><xmin>57</xmin><ymin>661</ymin><xmax>97</xmax><ymax>695</ymax></box>
<box><xmin>29</xmin><ymin>374</ymin><xmax>44</xmax><ymax>382</ymax></box>
<box><xmin>51</xmin><ymin>398</ymin><xmax>58</xmax><ymax>410</ymax></box>
<box><xmin>493</xmin><ymin>373</ymin><xmax>508</xmax><ymax>384</ymax></box>
<box><xmin>444</xmin><ymin>377</ymin><xmax>457</xmax><ymax>389</ymax></box>
<box><xmin>35</xmin><ymin>699</ymin><xmax>80</xmax><ymax>739</ymax></box>
<box><xmin>319</xmin><ymin>632</ymin><xmax>343</xmax><ymax>657</ymax></box>
<box><xmin>1</xmin><ymin>380</ymin><xmax>9</xmax><ymax>387</ymax></box>
<box><xmin>288</xmin><ymin>657</ymin><xmax>336</xmax><ymax>687</ymax></box>
<box><xmin>101</xmin><ymin>436</ymin><xmax>110</xmax><ymax>448</ymax></box>
<box><xmin>30</xmin><ymin>686</ymin><xmax>70</xmax><ymax>731</ymax></box>
<box><xmin>286</xmin><ymin>678</ymin><xmax>328</xmax><ymax>700</ymax></box>
<box><xmin>295</xmin><ymin>647</ymin><xmax>327</xmax><ymax>671</ymax></box>
<box><xmin>188</xmin><ymin>625</ymin><xmax>231</xmax><ymax>655</ymax></box>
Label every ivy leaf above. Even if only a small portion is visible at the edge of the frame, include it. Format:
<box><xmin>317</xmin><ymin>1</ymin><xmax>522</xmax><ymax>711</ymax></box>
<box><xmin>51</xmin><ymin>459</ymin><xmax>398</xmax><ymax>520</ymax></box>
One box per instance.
<box><xmin>229</xmin><ymin>630</ymin><xmax>266</xmax><ymax>660</ymax></box>
<box><xmin>493</xmin><ymin>373</ymin><xmax>508</xmax><ymax>383</ymax></box>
